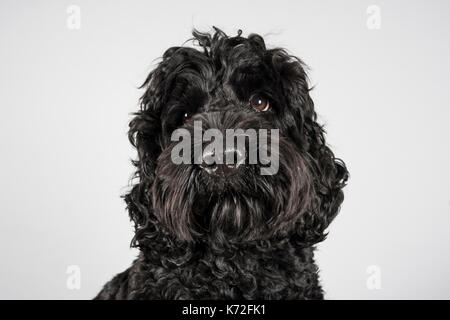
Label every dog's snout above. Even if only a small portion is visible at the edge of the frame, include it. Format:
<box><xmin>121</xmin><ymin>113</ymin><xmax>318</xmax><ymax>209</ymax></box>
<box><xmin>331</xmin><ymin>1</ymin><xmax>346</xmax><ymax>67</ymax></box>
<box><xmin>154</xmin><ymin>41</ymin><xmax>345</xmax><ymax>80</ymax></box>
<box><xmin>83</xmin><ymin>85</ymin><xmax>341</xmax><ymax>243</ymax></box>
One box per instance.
<box><xmin>199</xmin><ymin>148</ymin><xmax>244</xmax><ymax>176</ymax></box>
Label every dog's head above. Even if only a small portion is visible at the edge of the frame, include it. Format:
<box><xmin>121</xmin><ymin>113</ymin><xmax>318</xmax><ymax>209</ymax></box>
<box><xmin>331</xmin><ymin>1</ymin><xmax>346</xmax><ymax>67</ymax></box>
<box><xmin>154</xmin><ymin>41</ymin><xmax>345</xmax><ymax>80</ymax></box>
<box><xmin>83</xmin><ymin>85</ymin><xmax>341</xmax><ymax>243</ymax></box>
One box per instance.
<box><xmin>126</xmin><ymin>29</ymin><xmax>348</xmax><ymax>249</ymax></box>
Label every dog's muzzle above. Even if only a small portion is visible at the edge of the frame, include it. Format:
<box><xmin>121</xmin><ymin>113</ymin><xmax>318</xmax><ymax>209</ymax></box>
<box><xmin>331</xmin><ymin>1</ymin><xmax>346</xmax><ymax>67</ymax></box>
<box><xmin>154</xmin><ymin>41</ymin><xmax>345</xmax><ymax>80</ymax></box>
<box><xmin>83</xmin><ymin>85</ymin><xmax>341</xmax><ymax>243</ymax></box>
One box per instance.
<box><xmin>153</xmin><ymin>109</ymin><xmax>312</xmax><ymax>243</ymax></box>
<box><xmin>187</xmin><ymin>109</ymin><xmax>269</xmax><ymax>178</ymax></box>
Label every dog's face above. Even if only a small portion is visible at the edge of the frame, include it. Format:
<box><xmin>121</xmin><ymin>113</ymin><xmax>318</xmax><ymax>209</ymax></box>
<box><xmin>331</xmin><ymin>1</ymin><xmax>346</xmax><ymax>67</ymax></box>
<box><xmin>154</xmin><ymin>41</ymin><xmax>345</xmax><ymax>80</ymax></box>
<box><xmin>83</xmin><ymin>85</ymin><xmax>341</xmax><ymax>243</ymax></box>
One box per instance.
<box><xmin>126</xmin><ymin>29</ymin><xmax>348</xmax><ymax>249</ymax></box>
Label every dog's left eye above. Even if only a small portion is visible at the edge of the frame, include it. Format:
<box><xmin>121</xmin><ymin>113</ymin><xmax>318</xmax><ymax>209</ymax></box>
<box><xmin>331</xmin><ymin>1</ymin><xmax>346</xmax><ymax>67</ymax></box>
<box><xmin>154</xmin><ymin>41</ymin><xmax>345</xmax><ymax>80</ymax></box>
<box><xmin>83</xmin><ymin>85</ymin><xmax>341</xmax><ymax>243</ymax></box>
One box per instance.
<box><xmin>183</xmin><ymin>112</ymin><xmax>192</xmax><ymax>124</ymax></box>
<box><xmin>249</xmin><ymin>94</ymin><xmax>270</xmax><ymax>112</ymax></box>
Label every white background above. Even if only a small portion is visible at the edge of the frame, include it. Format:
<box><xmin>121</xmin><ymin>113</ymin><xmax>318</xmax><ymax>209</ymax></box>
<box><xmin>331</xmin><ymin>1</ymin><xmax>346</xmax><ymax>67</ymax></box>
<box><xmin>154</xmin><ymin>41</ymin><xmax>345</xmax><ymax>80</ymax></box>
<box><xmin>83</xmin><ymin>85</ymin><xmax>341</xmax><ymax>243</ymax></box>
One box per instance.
<box><xmin>1</xmin><ymin>0</ymin><xmax>449</xmax><ymax>299</ymax></box>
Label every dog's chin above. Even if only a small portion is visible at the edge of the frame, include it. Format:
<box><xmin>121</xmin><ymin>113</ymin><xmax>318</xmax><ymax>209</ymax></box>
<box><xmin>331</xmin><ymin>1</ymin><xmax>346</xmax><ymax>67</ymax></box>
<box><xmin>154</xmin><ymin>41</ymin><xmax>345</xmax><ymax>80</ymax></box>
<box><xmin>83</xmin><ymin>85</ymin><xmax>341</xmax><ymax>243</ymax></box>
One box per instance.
<box><xmin>192</xmin><ymin>164</ymin><xmax>276</xmax><ymax>243</ymax></box>
<box><xmin>151</xmin><ymin>140</ymin><xmax>313</xmax><ymax>245</ymax></box>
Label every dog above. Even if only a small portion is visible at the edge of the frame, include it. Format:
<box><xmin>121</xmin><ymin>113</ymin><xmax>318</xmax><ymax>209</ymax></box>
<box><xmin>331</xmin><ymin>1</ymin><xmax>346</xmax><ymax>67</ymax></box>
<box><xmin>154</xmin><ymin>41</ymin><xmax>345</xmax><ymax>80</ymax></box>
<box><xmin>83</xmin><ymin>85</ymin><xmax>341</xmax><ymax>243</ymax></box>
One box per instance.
<box><xmin>95</xmin><ymin>28</ymin><xmax>348</xmax><ymax>300</ymax></box>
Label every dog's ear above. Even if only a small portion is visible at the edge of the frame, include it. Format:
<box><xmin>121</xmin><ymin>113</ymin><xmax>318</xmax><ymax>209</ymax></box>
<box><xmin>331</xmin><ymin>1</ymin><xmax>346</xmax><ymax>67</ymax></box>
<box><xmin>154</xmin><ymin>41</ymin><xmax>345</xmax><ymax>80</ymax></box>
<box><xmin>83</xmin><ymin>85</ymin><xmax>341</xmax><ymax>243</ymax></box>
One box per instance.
<box><xmin>295</xmin><ymin>138</ymin><xmax>348</xmax><ymax>246</ymax></box>
<box><xmin>125</xmin><ymin>48</ymin><xmax>182</xmax><ymax>247</ymax></box>
<box><xmin>272</xmin><ymin>51</ymin><xmax>349</xmax><ymax>246</ymax></box>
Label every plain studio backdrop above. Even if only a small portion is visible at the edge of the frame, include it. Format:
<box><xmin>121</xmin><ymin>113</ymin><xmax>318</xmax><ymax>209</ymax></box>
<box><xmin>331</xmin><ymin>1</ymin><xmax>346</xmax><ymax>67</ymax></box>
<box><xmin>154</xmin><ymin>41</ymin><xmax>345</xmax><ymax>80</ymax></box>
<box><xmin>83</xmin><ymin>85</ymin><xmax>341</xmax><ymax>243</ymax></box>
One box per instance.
<box><xmin>1</xmin><ymin>0</ymin><xmax>449</xmax><ymax>299</ymax></box>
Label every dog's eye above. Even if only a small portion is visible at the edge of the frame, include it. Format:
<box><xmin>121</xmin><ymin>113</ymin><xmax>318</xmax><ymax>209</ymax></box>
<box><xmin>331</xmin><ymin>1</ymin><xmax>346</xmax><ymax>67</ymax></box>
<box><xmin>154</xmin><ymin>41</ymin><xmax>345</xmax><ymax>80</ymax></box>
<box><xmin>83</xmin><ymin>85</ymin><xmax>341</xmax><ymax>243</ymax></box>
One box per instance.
<box><xmin>249</xmin><ymin>95</ymin><xmax>270</xmax><ymax>112</ymax></box>
<box><xmin>183</xmin><ymin>112</ymin><xmax>192</xmax><ymax>124</ymax></box>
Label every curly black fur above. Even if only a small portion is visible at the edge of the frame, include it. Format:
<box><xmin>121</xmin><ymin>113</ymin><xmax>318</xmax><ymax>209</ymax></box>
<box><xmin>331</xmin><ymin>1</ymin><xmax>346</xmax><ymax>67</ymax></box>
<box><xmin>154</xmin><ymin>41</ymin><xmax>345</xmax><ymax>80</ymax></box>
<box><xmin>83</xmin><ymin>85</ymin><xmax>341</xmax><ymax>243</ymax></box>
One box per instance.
<box><xmin>95</xmin><ymin>28</ymin><xmax>348</xmax><ymax>300</ymax></box>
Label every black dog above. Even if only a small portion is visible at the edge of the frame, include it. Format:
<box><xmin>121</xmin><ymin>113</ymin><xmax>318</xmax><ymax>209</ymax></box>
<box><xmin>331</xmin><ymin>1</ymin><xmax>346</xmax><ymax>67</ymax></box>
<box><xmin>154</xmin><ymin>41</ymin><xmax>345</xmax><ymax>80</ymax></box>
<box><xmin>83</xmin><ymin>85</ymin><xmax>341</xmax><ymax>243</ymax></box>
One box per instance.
<box><xmin>96</xmin><ymin>28</ymin><xmax>348</xmax><ymax>300</ymax></box>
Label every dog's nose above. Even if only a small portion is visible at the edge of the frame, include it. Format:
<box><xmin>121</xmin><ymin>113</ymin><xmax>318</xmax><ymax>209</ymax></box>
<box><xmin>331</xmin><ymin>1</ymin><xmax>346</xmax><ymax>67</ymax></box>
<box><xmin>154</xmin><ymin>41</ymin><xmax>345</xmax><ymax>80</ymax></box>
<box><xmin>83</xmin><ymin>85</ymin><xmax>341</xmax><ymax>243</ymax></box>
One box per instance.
<box><xmin>200</xmin><ymin>149</ymin><xmax>244</xmax><ymax>176</ymax></box>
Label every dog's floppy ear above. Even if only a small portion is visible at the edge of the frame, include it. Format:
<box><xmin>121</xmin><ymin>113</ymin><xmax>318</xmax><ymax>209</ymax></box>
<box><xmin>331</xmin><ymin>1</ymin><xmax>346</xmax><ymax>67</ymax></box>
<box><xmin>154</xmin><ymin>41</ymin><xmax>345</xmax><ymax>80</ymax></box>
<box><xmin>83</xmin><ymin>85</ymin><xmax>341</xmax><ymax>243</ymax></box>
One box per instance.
<box><xmin>125</xmin><ymin>48</ymin><xmax>181</xmax><ymax>247</ymax></box>
<box><xmin>273</xmin><ymin>52</ymin><xmax>349</xmax><ymax>246</ymax></box>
